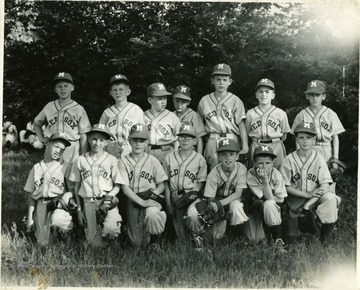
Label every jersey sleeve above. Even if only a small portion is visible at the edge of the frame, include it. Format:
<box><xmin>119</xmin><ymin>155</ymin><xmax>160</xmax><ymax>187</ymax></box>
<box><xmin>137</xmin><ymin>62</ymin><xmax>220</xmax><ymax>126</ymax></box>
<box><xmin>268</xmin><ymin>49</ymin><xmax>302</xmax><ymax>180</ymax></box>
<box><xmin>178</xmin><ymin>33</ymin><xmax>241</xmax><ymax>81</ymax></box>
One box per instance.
<box><xmin>291</xmin><ymin>112</ymin><xmax>303</xmax><ymax>134</ymax></box>
<box><xmin>197</xmin><ymin>156</ymin><xmax>208</xmax><ymax>183</ymax></box>
<box><xmin>203</xmin><ymin>169</ymin><xmax>218</xmax><ymax>198</ymax></box>
<box><xmin>245</xmin><ymin>111</ymin><xmax>252</xmax><ymax>134</ymax></box>
<box><xmin>173</xmin><ymin>114</ymin><xmax>181</xmax><ymax>136</ymax></box>
<box><xmin>68</xmin><ymin>159</ymin><xmax>82</xmax><ymax>183</ymax></box>
<box><xmin>162</xmin><ymin>155</ymin><xmax>170</xmax><ymax>177</ymax></box>
<box><xmin>34</xmin><ymin>104</ymin><xmax>49</xmax><ymax>126</ymax></box>
<box><xmin>197</xmin><ymin>98</ymin><xmax>205</xmax><ymax>122</ymax></box>
<box><xmin>317</xmin><ymin>156</ymin><xmax>333</xmax><ymax>185</ymax></box>
<box><xmin>99</xmin><ymin>110</ymin><xmax>109</xmax><ymax>125</ymax></box>
<box><xmin>330</xmin><ymin>110</ymin><xmax>345</xmax><ymax>135</ymax></box>
<box><xmin>272</xmin><ymin>169</ymin><xmax>288</xmax><ymax>198</ymax></box>
<box><xmin>110</xmin><ymin>158</ymin><xmax>123</xmax><ymax>185</ymax></box>
<box><xmin>77</xmin><ymin>107</ymin><xmax>91</xmax><ymax>134</ymax></box>
<box><xmin>280</xmin><ymin>110</ymin><xmax>291</xmax><ymax>133</ymax></box>
<box><xmin>153</xmin><ymin>158</ymin><xmax>168</xmax><ymax>184</ymax></box>
<box><xmin>279</xmin><ymin>157</ymin><xmax>293</xmax><ymax>187</ymax></box>
<box><xmin>235</xmin><ymin>164</ymin><xmax>247</xmax><ymax>191</ymax></box>
<box><xmin>193</xmin><ymin>113</ymin><xmax>207</xmax><ymax>137</ymax></box>
<box><xmin>246</xmin><ymin>169</ymin><xmax>264</xmax><ymax>199</ymax></box>
<box><xmin>234</xmin><ymin>97</ymin><xmax>246</xmax><ymax>127</ymax></box>
<box><xmin>24</xmin><ymin>166</ymin><xmax>35</xmax><ymax>193</ymax></box>
<box><xmin>118</xmin><ymin>159</ymin><xmax>130</xmax><ymax>186</ymax></box>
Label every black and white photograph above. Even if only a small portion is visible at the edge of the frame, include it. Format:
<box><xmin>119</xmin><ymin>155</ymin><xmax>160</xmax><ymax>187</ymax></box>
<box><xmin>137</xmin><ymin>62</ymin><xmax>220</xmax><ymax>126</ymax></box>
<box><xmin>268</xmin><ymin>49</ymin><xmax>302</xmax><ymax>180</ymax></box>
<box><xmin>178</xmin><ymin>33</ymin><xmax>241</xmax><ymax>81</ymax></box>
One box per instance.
<box><xmin>1</xmin><ymin>0</ymin><xmax>358</xmax><ymax>288</ymax></box>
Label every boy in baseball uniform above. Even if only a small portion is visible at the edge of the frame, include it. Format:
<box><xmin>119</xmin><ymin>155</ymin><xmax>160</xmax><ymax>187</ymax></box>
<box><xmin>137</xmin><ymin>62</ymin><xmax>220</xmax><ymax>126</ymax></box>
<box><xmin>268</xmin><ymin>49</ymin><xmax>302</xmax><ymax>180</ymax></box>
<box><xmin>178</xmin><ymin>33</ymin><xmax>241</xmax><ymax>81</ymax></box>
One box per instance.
<box><xmin>172</xmin><ymin>85</ymin><xmax>206</xmax><ymax>153</ymax></box>
<box><xmin>162</xmin><ymin>123</ymin><xmax>207</xmax><ymax>241</ymax></box>
<box><xmin>291</xmin><ymin>80</ymin><xmax>345</xmax><ymax>166</ymax></box>
<box><xmin>69</xmin><ymin>124</ymin><xmax>122</xmax><ymax>247</ymax></box>
<box><xmin>33</xmin><ymin>72</ymin><xmax>91</xmax><ymax>164</ymax></box>
<box><xmin>245</xmin><ymin>145</ymin><xmax>287</xmax><ymax>250</ymax></box>
<box><xmin>280</xmin><ymin>122</ymin><xmax>341</xmax><ymax>244</ymax></box>
<box><xmin>144</xmin><ymin>82</ymin><xmax>181</xmax><ymax>164</ymax></box>
<box><xmin>24</xmin><ymin>133</ymin><xmax>75</xmax><ymax>246</ymax></box>
<box><xmin>197</xmin><ymin>63</ymin><xmax>249</xmax><ymax>169</ymax></box>
<box><xmin>99</xmin><ymin>74</ymin><xmax>144</xmax><ymax>158</ymax></box>
<box><xmin>246</xmin><ymin>78</ymin><xmax>291</xmax><ymax>169</ymax></box>
<box><xmin>187</xmin><ymin>138</ymin><xmax>249</xmax><ymax>248</ymax></box>
<box><xmin>118</xmin><ymin>123</ymin><xmax>168</xmax><ymax>247</ymax></box>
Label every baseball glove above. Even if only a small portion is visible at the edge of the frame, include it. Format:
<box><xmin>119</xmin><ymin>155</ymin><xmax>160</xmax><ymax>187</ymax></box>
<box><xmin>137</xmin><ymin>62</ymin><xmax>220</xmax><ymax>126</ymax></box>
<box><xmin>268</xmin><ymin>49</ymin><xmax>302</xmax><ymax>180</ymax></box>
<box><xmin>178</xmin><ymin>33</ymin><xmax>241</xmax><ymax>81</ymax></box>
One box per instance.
<box><xmin>195</xmin><ymin>198</ymin><xmax>225</xmax><ymax>226</ymax></box>
<box><xmin>298</xmin><ymin>209</ymin><xmax>318</xmax><ymax>234</ymax></box>
<box><xmin>133</xmin><ymin>190</ymin><xmax>165</xmax><ymax>208</ymax></box>
<box><xmin>174</xmin><ymin>190</ymin><xmax>200</xmax><ymax>210</ymax></box>
<box><xmin>328</xmin><ymin>158</ymin><xmax>346</xmax><ymax>182</ymax></box>
<box><xmin>96</xmin><ymin>195</ymin><xmax>119</xmax><ymax>224</ymax></box>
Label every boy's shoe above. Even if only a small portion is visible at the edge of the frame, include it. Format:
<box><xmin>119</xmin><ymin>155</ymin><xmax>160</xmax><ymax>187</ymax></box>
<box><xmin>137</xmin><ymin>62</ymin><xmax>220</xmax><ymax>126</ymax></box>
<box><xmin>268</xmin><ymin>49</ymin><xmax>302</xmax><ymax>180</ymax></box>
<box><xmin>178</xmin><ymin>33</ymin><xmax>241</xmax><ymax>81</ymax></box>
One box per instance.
<box><xmin>274</xmin><ymin>238</ymin><xmax>287</xmax><ymax>253</ymax></box>
<box><xmin>193</xmin><ymin>235</ymin><xmax>204</xmax><ymax>251</ymax></box>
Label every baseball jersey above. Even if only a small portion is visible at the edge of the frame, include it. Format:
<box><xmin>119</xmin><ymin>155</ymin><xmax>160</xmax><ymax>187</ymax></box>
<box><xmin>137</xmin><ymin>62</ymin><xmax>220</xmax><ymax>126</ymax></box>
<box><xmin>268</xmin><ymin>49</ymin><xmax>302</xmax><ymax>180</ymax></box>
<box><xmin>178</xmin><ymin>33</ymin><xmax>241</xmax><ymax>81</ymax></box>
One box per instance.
<box><xmin>247</xmin><ymin>167</ymin><xmax>287</xmax><ymax>200</ymax></box>
<box><xmin>197</xmin><ymin>92</ymin><xmax>246</xmax><ymax>135</ymax></box>
<box><xmin>144</xmin><ymin>109</ymin><xmax>181</xmax><ymax>145</ymax></box>
<box><xmin>34</xmin><ymin>100</ymin><xmax>91</xmax><ymax>141</ymax></box>
<box><xmin>246</xmin><ymin>105</ymin><xmax>291</xmax><ymax>139</ymax></box>
<box><xmin>280</xmin><ymin>149</ymin><xmax>333</xmax><ymax>193</ymax></box>
<box><xmin>162</xmin><ymin>151</ymin><xmax>207</xmax><ymax>192</ymax></box>
<box><xmin>204</xmin><ymin>162</ymin><xmax>247</xmax><ymax>199</ymax></box>
<box><xmin>68</xmin><ymin>152</ymin><xmax>121</xmax><ymax>198</ymax></box>
<box><xmin>291</xmin><ymin>106</ymin><xmax>345</xmax><ymax>142</ymax></box>
<box><xmin>99</xmin><ymin>103</ymin><xmax>144</xmax><ymax>143</ymax></box>
<box><xmin>174</xmin><ymin>108</ymin><xmax>206</xmax><ymax>138</ymax></box>
<box><xmin>24</xmin><ymin>160</ymin><xmax>70</xmax><ymax>200</ymax></box>
<box><xmin>118</xmin><ymin>153</ymin><xmax>168</xmax><ymax>193</ymax></box>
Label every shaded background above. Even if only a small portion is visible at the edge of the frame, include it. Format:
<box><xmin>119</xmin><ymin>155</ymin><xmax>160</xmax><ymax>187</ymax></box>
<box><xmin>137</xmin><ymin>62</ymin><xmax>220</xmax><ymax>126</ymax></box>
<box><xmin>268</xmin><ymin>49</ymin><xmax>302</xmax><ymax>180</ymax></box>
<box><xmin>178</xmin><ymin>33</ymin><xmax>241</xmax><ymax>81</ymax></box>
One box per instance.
<box><xmin>3</xmin><ymin>1</ymin><xmax>359</xmax><ymax>170</ymax></box>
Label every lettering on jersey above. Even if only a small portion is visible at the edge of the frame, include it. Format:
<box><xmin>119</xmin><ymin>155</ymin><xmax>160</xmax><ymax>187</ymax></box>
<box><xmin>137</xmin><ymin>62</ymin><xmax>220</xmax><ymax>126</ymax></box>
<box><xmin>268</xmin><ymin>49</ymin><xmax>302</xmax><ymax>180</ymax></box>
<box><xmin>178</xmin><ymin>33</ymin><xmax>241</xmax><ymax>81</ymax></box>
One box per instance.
<box><xmin>206</xmin><ymin>110</ymin><xmax>217</xmax><ymax>121</ymax></box>
<box><xmin>34</xmin><ymin>177</ymin><xmax>44</xmax><ymax>188</ymax></box>
<box><xmin>170</xmin><ymin>169</ymin><xmax>178</xmax><ymax>178</ymax></box>
<box><xmin>307</xmin><ymin>173</ymin><xmax>317</xmax><ymax>182</ymax></box>
<box><xmin>291</xmin><ymin>170</ymin><xmax>301</xmax><ymax>183</ymax></box>
<box><xmin>98</xmin><ymin>168</ymin><xmax>109</xmax><ymax>179</ymax></box>
<box><xmin>158</xmin><ymin>124</ymin><xmax>169</xmax><ymax>137</ymax></box>
<box><xmin>48</xmin><ymin>116</ymin><xmax>58</xmax><ymax>127</ymax></box>
<box><xmin>320</xmin><ymin>121</ymin><xmax>331</xmax><ymax>133</ymax></box>
<box><xmin>124</xmin><ymin>119</ymin><xmax>133</xmax><ymax>127</ymax></box>
<box><xmin>128</xmin><ymin>170</ymin><xmax>134</xmax><ymax>181</ymax></box>
<box><xmin>267</xmin><ymin>119</ymin><xmax>280</xmax><ymax>131</ymax></box>
<box><xmin>185</xmin><ymin>170</ymin><xmax>197</xmax><ymax>183</ymax></box>
<box><xmin>251</xmin><ymin>120</ymin><xmax>261</xmax><ymax>130</ymax></box>
<box><xmin>50</xmin><ymin>177</ymin><xmax>65</xmax><ymax>190</ymax></box>
<box><xmin>140</xmin><ymin>171</ymin><xmax>154</xmax><ymax>183</ymax></box>
<box><xmin>64</xmin><ymin>117</ymin><xmax>77</xmax><ymax>130</ymax></box>
<box><xmin>108</xmin><ymin>119</ymin><xmax>116</xmax><ymax>128</ymax></box>
<box><xmin>222</xmin><ymin>109</ymin><xmax>233</xmax><ymax>122</ymax></box>
<box><xmin>81</xmin><ymin>170</ymin><xmax>92</xmax><ymax>180</ymax></box>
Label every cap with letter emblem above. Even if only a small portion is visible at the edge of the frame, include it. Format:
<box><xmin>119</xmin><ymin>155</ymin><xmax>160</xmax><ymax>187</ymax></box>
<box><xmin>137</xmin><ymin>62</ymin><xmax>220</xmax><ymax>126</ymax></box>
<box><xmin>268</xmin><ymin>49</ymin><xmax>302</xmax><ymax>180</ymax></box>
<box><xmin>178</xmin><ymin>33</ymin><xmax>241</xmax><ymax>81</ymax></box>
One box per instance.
<box><xmin>294</xmin><ymin>122</ymin><xmax>316</xmax><ymax>136</ymax></box>
<box><xmin>253</xmin><ymin>145</ymin><xmax>277</xmax><ymax>160</ymax></box>
<box><xmin>255</xmin><ymin>78</ymin><xmax>275</xmax><ymax>90</ymax></box>
<box><xmin>147</xmin><ymin>82</ymin><xmax>172</xmax><ymax>97</ymax></box>
<box><xmin>54</xmin><ymin>72</ymin><xmax>73</xmax><ymax>84</ymax></box>
<box><xmin>88</xmin><ymin>124</ymin><xmax>112</xmax><ymax>139</ymax></box>
<box><xmin>216</xmin><ymin>138</ymin><xmax>240</xmax><ymax>152</ymax></box>
<box><xmin>128</xmin><ymin>123</ymin><xmax>150</xmax><ymax>140</ymax></box>
<box><xmin>48</xmin><ymin>132</ymin><xmax>71</xmax><ymax>147</ymax></box>
<box><xmin>211</xmin><ymin>63</ymin><xmax>231</xmax><ymax>76</ymax></box>
<box><xmin>305</xmin><ymin>80</ymin><xmax>325</xmax><ymax>94</ymax></box>
<box><xmin>173</xmin><ymin>85</ymin><xmax>191</xmax><ymax>101</ymax></box>
<box><xmin>177</xmin><ymin>123</ymin><xmax>197</xmax><ymax>138</ymax></box>
<box><xmin>109</xmin><ymin>74</ymin><xmax>129</xmax><ymax>86</ymax></box>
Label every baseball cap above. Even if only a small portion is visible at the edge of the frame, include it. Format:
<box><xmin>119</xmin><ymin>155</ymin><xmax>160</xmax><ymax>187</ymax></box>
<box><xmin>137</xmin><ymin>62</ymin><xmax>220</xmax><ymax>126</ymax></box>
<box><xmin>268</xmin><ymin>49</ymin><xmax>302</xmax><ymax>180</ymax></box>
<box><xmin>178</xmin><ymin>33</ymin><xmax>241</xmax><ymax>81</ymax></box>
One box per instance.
<box><xmin>128</xmin><ymin>123</ymin><xmax>149</xmax><ymax>139</ymax></box>
<box><xmin>54</xmin><ymin>72</ymin><xmax>73</xmax><ymax>84</ymax></box>
<box><xmin>109</xmin><ymin>74</ymin><xmax>129</xmax><ymax>86</ymax></box>
<box><xmin>255</xmin><ymin>78</ymin><xmax>275</xmax><ymax>90</ymax></box>
<box><xmin>216</xmin><ymin>138</ymin><xmax>240</xmax><ymax>152</ymax></box>
<box><xmin>212</xmin><ymin>63</ymin><xmax>231</xmax><ymax>76</ymax></box>
<box><xmin>177</xmin><ymin>123</ymin><xmax>197</xmax><ymax>138</ymax></box>
<box><xmin>48</xmin><ymin>132</ymin><xmax>71</xmax><ymax>147</ymax></box>
<box><xmin>253</xmin><ymin>145</ymin><xmax>277</xmax><ymax>160</ymax></box>
<box><xmin>88</xmin><ymin>124</ymin><xmax>111</xmax><ymax>139</ymax></box>
<box><xmin>173</xmin><ymin>85</ymin><xmax>191</xmax><ymax>101</ymax></box>
<box><xmin>305</xmin><ymin>80</ymin><xmax>325</xmax><ymax>94</ymax></box>
<box><xmin>294</xmin><ymin>122</ymin><xmax>316</xmax><ymax>136</ymax></box>
<box><xmin>147</xmin><ymin>83</ymin><xmax>172</xmax><ymax>97</ymax></box>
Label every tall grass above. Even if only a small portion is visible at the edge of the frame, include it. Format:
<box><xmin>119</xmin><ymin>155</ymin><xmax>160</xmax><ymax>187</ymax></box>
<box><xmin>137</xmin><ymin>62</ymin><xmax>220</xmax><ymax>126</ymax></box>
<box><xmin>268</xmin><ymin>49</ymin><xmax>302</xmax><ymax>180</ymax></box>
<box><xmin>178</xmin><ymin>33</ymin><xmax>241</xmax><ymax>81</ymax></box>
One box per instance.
<box><xmin>1</xmin><ymin>149</ymin><xmax>357</xmax><ymax>288</ymax></box>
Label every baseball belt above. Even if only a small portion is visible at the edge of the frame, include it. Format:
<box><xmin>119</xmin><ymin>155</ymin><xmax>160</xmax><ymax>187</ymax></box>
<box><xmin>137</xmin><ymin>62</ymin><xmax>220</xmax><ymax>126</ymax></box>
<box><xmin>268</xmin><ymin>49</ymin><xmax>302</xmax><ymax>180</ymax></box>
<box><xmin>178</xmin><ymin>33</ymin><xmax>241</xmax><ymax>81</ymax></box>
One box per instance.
<box><xmin>314</xmin><ymin>141</ymin><xmax>331</xmax><ymax>146</ymax></box>
<box><xmin>209</xmin><ymin>133</ymin><xmax>237</xmax><ymax>139</ymax></box>
<box><xmin>252</xmin><ymin>137</ymin><xmax>281</xmax><ymax>144</ymax></box>
<box><xmin>149</xmin><ymin>144</ymin><xmax>172</xmax><ymax>150</ymax></box>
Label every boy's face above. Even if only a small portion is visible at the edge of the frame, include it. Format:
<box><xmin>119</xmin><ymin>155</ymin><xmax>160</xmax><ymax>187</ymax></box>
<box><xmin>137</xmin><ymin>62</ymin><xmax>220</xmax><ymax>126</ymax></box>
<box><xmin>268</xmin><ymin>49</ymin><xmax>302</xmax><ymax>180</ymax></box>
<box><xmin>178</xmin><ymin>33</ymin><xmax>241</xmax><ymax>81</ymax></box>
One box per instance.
<box><xmin>178</xmin><ymin>134</ymin><xmax>197</xmax><ymax>150</ymax></box>
<box><xmin>173</xmin><ymin>97</ymin><xmax>190</xmax><ymax>114</ymax></box>
<box><xmin>218</xmin><ymin>151</ymin><xmax>239</xmax><ymax>172</ymax></box>
<box><xmin>129</xmin><ymin>138</ymin><xmax>149</xmax><ymax>154</ymax></box>
<box><xmin>296</xmin><ymin>132</ymin><xmax>315</xmax><ymax>150</ymax></box>
<box><xmin>306</xmin><ymin>93</ymin><xmax>325</xmax><ymax>107</ymax></box>
<box><xmin>110</xmin><ymin>83</ymin><xmax>131</xmax><ymax>103</ymax></box>
<box><xmin>88</xmin><ymin>132</ymin><xmax>109</xmax><ymax>153</ymax></box>
<box><xmin>55</xmin><ymin>81</ymin><xmax>74</xmax><ymax>100</ymax></box>
<box><xmin>148</xmin><ymin>96</ymin><xmax>167</xmax><ymax>112</ymax></box>
<box><xmin>211</xmin><ymin>75</ymin><xmax>232</xmax><ymax>94</ymax></box>
<box><xmin>47</xmin><ymin>141</ymin><xmax>66</xmax><ymax>160</ymax></box>
<box><xmin>256</xmin><ymin>86</ymin><xmax>275</xmax><ymax>106</ymax></box>
<box><xmin>254</xmin><ymin>156</ymin><xmax>274</xmax><ymax>171</ymax></box>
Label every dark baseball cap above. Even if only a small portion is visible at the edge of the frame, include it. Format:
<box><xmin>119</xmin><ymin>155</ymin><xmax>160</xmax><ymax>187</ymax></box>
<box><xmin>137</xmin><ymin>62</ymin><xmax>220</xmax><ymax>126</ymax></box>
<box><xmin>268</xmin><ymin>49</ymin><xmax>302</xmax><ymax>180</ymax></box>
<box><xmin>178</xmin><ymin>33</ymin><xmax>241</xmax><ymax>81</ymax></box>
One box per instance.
<box><xmin>173</xmin><ymin>85</ymin><xmax>191</xmax><ymax>101</ymax></box>
<box><xmin>212</xmin><ymin>63</ymin><xmax>231</xmax><ymax>76</ymax></box>
<box><xmin>255</xmin><ymin>78</ymin><xmax>275</xmax><ymax>90</ymax></box>
<box><xmin>48</xmin><ymin>132</ymin><xmax>71</xmax><ymax>147</ymax></box>
<box><xmin>128</xmin><ymin>123</ymin><xmax>150</xmax><ymax>139</ymax></box>
<box><xmin>109</xmin><ymin>74</ymin><xmax>129</xmax><ymax>86</ymax></box>
<box><xmin>177</xmin><ymin>123</ymin><xmax>197</xmax><ymax>138</ymax></box>
<box><xmin>88</xmin><ymin>124</ymin><xmax>112</xmax><ymax>139</ymax></box>
<box><xmin>253</xmin><ymin>145</ymin><xmax>277</xmax><ymax>160</ymax></box>
<box><xmin>216</xmin><ymin>138</ymin><xmax>240</xmax><ymax>152</ymax></box>
<box><xmin>294</xmin><ymin>122</ymin><xmax>316</xmax><ymax>136</ymax></box>
<box><xmin>147</xmin><ymin>82</ymin><xmax>172</xmax><ymax>97</ymax></box>
<box><xmin>305</xmin><ymin>80</ymin><xmax>325</xmax><ymax>94</ymax></box>
<box><xmin>54</xmin><ymin>72</ymin><xmax>73</xmax><ymax>84</ymax></box>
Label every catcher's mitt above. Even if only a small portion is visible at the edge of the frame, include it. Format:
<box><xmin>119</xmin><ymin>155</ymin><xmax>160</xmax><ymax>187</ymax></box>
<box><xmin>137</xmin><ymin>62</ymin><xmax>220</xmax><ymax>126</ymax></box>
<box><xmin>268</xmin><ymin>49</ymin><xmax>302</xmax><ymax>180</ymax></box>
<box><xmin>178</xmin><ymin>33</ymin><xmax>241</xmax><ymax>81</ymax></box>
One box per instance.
<box><xmin>96</xmin><ymin>195</ymin><xmax>119</xmax><ymax>224</ymax></box>
<box><xmin>195</xmin><ymin>198</ymin><xmax>225</xmax><ymax>226</ymax></box>
<box><xmin>174</xmin><ymin>190</ymin><xmax>200</xmax><ymax>210</ymax></box>
<box><xmin>298</xmin><ymin>209</ymin><xmax>318</xmax><ymax>234</ymax></box>
<box><xmin>133</xmin><ymin>190</ymin><xmax>165</xmax><ymax>208</ymax></box>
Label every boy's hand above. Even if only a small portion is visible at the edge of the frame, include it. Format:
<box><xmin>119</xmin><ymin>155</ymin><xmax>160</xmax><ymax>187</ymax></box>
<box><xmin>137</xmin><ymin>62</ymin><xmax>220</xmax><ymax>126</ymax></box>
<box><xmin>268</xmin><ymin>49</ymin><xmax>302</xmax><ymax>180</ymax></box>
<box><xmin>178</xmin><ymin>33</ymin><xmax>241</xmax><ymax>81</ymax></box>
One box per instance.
<box><xmin>26</xmin><ymin>218</ymin><xmax>34</xmax><ymax>232</ymax></box>
<box><xmin>310</xmin><ymin>188</ymin><xmax>324</xmax><ymax>198</ymax></box>
<box><xmin>142</xmin><ymin>199</ymin><xmax>161</xmax><ymax>208</ymax></box>
<box><xmin>256</xmin><ymin>168</ymin><xmax>269</xmax><ymax>181</ymax></box>
<box><xmin>77</xmin><ymin>211</ymin><xmax>86</xmax><ymax>226</ymax></box>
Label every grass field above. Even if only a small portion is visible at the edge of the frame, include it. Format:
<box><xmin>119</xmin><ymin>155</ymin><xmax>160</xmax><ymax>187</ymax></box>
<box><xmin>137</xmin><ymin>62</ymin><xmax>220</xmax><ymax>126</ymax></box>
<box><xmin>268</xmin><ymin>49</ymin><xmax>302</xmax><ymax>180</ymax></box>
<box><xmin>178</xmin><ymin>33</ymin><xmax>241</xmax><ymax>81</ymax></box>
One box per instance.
<box><xmin>1</xmin><ymin>149</ymin><xmax>358</xmax><ymax>288</ymax></box>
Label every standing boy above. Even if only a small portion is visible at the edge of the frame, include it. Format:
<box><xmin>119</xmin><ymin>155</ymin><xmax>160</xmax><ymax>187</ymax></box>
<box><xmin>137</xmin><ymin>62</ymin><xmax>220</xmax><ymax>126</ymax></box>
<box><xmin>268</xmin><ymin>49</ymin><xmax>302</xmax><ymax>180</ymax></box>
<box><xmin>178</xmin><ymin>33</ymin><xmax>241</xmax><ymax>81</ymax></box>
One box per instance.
<box><xmin>119</xmin><ymin>123</ymin><xmax>168</xmax><ymax>247</ymax></box>
<box><xmin>69</xmin><ymin>124</ymin><xmax>122</xmax><ymax>247</ymax></box>
<box><xmin>291</xmin><ymin>80</ymin><xmax>345</xmax><ymax>167</ymax></box>
<box><xmin>246</xmin><ymin>78</ymin><xmax>291</xmax><ymax>169</ymax></box>
<box><xmin>245</xmin><ymin>145</ymin><xmax>287</xmax><ymax>250</ymax></box>
<box><xmin>280</xmin><ymin>122</ymin><xmax>341</xmax><ymax>244</ymax></box>
<box><xmin>173</xmin><ymin>85</ymin><xmax>206</xmax><ymax>153</ymax></box>
<box><xmin>99</xmin><ymin>74</ymin><xmax>144</xmax><ymax>158</ymax></box>
<box><xmin>24</xmin><ymin>133</ymin><xmax>74</xmax><ymax>246</ymax></box>
<box><xmin>163</xmin><ymin>123</ymin><xmax>207</xmax><ymax>241</ymax></box>
<box><xmin>144</xmin><ymin>82</ymin><xmax>181</xmax><ymax>164</ymax></box>
<box><xmin>187</xmin><ymin>138</ymin><xmax>249</xmax><ymax>248</ymax></box>
<box><xmin>33</xmin><ymin>72</ymin><xmax>91</xmax><ymax>163</ymax></box>
<box><xmin>198</xmin><ymin>63</ymin><xmax>248</xmax><ymax>169</ymax></box>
